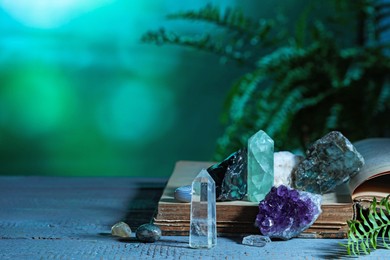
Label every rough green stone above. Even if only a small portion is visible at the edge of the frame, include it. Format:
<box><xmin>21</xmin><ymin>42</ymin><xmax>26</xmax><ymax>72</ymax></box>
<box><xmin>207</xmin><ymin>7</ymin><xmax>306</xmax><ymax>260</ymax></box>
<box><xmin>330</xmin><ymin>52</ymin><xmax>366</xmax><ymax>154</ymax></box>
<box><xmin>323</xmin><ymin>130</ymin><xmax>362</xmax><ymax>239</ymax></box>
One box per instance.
<box><xmin>292</xmin><ymin>131</ymin><xmax>365</xmax><ymax>194</ymax></box>
<box><xmin>247</xmin><ymin>130</ymin><xmax>274</xmax><ymax>202</ymax></box>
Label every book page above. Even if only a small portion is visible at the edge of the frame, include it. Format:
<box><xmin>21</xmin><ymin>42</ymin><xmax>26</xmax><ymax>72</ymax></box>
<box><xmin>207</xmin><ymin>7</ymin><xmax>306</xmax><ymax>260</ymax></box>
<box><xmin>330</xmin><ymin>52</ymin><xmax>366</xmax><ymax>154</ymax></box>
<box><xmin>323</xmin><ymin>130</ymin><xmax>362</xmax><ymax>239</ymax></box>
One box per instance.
<box><xmin>352</xmin><ymin>174</ymin><xmax>390</xmax><ymax>201</ymax></box>
<box><xmin>349</xmin><ymin>138</ymin><xmax>390</xmax><ymax>198</ymax></box>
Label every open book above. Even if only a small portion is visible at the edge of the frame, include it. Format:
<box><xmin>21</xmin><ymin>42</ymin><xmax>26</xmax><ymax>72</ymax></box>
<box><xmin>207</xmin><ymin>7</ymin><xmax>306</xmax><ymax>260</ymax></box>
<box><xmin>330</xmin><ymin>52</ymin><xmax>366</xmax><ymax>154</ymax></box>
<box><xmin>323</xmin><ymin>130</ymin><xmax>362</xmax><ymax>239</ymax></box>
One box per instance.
<box><xmin>349</xmin><ymin>138</ymin><xmax>390</xmax><ymax>202</ymax></box>
<box><xmin>154</xmin><ymin>138</ymin><xmax>390</xmax><ymax>238</ymax></box>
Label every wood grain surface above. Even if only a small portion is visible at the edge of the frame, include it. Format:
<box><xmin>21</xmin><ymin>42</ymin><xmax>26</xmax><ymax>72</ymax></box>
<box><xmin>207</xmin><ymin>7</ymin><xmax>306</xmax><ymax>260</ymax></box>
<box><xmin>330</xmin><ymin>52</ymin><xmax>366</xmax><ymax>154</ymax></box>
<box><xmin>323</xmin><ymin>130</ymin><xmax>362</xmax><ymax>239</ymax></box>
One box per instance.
<box><xmin>0</xmin><ymin>176</ymin><xmax>387</xmax><ymax>259</ymax></box>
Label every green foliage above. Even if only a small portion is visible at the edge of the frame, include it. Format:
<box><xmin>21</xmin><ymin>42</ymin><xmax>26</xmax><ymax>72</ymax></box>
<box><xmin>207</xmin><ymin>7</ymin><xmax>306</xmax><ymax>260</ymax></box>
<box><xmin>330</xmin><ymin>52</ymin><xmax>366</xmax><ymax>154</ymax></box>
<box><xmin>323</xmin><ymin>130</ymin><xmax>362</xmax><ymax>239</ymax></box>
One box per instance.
<box><xmin>341</xmin><ymin>196</ymin><xmax>390</xmax><ymax>255</ymax></box>
<box><xmin>141</xmin><ymin>1</ymin><xmax>390</xmax><ymax>160</ymax></box>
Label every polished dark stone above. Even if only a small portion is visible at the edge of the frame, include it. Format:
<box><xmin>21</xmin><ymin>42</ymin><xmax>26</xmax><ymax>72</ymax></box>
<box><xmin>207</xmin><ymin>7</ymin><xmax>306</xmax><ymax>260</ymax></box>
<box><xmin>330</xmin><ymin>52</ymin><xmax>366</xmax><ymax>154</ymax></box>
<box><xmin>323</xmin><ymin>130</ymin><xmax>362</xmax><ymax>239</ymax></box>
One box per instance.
<box><xmin>135</xmin><ymin>223</ymin><xmax>162</xmax><ymax>243</ymax></box>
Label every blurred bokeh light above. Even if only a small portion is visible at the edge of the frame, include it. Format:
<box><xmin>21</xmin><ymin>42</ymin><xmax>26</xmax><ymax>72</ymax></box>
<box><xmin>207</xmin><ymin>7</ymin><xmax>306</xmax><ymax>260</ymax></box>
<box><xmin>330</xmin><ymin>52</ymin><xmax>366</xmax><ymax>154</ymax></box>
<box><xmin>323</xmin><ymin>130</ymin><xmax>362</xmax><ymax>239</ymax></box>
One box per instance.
<box><xmin>0</xmin><ymin>0</ymin><xmax>243</xmax><ymax>177</ymax></box>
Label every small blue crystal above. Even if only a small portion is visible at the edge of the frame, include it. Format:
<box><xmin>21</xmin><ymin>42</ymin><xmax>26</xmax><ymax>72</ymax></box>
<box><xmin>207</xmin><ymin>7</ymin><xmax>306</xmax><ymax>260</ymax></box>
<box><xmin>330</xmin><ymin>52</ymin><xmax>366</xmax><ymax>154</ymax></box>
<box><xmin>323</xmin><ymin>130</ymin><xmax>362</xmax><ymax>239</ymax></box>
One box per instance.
<box><xmin>256</xmin><ymin>185</ymin><xmax>322</xmax><ymax>240</ymax></box>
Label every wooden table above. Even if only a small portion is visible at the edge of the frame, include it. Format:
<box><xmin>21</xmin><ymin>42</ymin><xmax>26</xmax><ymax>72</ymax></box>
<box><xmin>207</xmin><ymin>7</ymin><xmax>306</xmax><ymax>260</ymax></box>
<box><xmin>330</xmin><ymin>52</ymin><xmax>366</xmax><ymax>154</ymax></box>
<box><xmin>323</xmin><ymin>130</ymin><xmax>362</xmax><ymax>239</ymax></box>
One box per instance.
<box><xmin>1</xmin><ymin>176</ymin><xmax>387</xmax><ymax>259</ymax></box>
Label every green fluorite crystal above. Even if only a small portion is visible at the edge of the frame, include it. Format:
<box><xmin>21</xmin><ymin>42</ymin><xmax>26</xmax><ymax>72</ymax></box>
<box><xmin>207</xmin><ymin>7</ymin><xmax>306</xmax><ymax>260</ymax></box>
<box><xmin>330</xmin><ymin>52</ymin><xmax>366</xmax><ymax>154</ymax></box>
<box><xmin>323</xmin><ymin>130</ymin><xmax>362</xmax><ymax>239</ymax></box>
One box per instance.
<box><xmin>247</xmin><ymin>130</ymin><xmax>274</xmax><ymax>202</ymax></box>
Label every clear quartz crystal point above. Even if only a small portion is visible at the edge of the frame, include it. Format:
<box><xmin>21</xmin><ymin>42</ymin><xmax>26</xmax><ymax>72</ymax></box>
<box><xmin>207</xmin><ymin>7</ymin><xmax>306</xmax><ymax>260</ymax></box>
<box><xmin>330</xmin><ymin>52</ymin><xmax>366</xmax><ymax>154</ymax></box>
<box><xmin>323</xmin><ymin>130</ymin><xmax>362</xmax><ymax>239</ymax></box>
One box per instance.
<box><xmin>247</xmin><ymin>130</ymin><xmax>274</xmax><ymax>202</ymax></box>
<box><xmin>189</xmin><ymin>169</ymin><xmax>217</xmax><ymax>249</ymax></box>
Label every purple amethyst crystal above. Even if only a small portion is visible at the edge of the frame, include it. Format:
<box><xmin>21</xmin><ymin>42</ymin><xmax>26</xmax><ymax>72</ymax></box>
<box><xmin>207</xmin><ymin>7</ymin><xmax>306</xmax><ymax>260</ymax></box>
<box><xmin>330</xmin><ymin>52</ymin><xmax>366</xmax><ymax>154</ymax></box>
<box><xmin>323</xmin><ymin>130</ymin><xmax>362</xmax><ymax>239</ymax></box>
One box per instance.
<box><xmin>255</xmin><ymin>185</ymin><xmax>322</xmax><ymax>240</ymax></box>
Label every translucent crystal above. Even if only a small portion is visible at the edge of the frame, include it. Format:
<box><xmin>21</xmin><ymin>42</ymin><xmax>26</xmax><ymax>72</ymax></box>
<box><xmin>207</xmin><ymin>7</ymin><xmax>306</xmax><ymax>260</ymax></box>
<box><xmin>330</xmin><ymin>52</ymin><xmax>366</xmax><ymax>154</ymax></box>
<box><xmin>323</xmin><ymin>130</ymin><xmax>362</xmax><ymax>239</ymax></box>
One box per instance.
<box><xmin>242</xmin><ymin>235</ymin><xmax>271</xmax><ymax>247</ymax></box>
<box><xmin>247</xmin><ymin>130</ymin><xmax>274</xmax><ymax>202</ymax></box>
<box><xmin>111</xmin><ymin>221</ymin><xmax>132</xmax><ymax>238</ymax></box>
<box><xmin>189</xmin><ymin>169</ymin><xmax>217</xmax><ymax>249</ymax></box>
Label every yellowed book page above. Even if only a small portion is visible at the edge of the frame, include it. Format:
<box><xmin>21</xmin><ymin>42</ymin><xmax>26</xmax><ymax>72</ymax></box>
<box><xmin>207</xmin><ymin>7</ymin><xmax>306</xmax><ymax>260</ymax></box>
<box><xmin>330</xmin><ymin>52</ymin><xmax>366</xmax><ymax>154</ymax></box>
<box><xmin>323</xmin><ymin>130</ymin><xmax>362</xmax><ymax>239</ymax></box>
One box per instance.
<box><xmin>349</xmin><ymin>138</ymin><xmax>390</xmax><ymax>197</ymax></box>
<box><xmin>352</xmin><ymin>173</ymin><xmax>390</xmax><ymax>201</ymax></box>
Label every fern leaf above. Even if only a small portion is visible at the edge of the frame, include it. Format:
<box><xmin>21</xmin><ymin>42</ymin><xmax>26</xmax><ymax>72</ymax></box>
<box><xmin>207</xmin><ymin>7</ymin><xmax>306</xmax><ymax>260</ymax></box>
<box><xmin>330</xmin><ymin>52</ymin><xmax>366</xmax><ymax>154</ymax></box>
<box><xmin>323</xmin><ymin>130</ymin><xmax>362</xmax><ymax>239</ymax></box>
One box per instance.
<box><xmin>167</xmin><ymin>4</ymin><xmax>255</xmax><ymax>34</ymax></box>
<box><xmin>343</xmin><ymin>196</ymin><xmax>390</xmax><ymax>255</ymax></box>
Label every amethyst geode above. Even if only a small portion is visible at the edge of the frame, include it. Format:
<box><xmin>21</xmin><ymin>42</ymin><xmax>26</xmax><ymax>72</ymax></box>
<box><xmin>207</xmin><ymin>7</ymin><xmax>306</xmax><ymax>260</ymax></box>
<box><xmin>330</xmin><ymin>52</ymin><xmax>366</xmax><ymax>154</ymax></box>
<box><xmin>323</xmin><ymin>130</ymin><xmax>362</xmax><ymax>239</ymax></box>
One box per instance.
<box><xmin>255</xmin><ymin>185</ymin><xmax>322</xmax><ymax>240</ymax></box>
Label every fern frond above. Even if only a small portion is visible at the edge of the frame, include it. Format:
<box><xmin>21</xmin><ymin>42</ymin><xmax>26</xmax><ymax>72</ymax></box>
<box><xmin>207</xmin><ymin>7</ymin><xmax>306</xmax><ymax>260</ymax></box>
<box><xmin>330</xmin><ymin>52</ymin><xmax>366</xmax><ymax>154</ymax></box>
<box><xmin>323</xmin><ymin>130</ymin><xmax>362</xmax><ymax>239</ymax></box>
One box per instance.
<box><xmin>141</xmin><ymin>29</ymin><xmax>251</xmax><ymax>66</ymax></box>
<box><xmin>168</xmin><ymin>5</ymin><xmax>252</xmax><ymax>34</ymax></box>
<box><xmin>166</xmin><ymin>4</ymin><xmax>275</xmax><ymax>42</ymax></box>
<box><xmin>343</xmin><ymin>196</ymin><xmax>390</xmax><ymax>255</ymax></box>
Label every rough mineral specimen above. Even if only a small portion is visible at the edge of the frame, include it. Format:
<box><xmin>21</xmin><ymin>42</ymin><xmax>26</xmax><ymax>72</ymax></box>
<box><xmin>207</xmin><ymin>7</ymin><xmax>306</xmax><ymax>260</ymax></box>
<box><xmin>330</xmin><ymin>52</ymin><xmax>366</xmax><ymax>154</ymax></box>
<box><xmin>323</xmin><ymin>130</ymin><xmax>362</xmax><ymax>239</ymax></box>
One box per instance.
<box><xmin>207</xmin><ymin>149</ymin><xmax>247</xmax><ymax>201</ymax></box>
<box><xmin>135</xmin><ymin>223</ymin><xmax>162</xmax><ymax>243</ymax></box>
<box><xmin>292</xmin><ymin>131</ymin><xmax>365</xmax><ymax>194</ymax></box>
<box><xmin>174</xmin><ymin>185</ymin><xmax>192</xmax><ymax>203</ymax></box>
<box><xmin>189</xmin><ymin>169</ymin><xmax>217</xmax><ymax>249</ymax></box>
<box><xmin>247</xmin><ymin>130</ymin><xmax>274</xmax><ymax>202</ymax></box>
<box><xmin>111</xmin><ymin>221</ymin><xmax>132</xmax><ymax>238</ymax></box>
<box><xmin>242</xmin><ymin>235</ymin><xmax>271</xmax><ymax>247</ymax></box>
<box><xmin>274</xmin><ymin>151</ymin><xmax>304</xmax><ymax>187</ymax></box>
<box><xmin>256</xmin><ymin>185</ymin><xmax>322</xmax><ymax>240</ymax></box>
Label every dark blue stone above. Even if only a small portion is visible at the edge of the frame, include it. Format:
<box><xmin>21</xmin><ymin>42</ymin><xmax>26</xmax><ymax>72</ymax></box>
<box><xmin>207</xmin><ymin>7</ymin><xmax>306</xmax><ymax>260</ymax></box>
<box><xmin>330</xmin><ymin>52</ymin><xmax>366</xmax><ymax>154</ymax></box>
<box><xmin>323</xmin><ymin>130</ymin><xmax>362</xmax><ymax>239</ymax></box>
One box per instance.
<box><xmin>135</xmin><ymin>224</ymin><xmax>162</xmax><ymax>243</ymax></box>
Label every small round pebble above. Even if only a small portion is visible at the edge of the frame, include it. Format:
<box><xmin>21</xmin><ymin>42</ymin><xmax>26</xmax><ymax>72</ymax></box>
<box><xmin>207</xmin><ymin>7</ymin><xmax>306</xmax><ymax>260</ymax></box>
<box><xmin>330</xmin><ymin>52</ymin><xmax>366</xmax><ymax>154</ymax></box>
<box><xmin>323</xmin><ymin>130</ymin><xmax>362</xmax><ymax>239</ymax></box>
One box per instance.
<box><xmin>174</xmin><ymin>185</ymin><xmax>192</xmax><ymax>203</ymax></box>
<box><xmin>111</xmin><ymin>221</ymin><xmax>132</xmax><ymax>238</ymax></box>
<box><xmin>136</xmin><ymin>223</ymin><xmax>162</xmax><ymax>243</ymax></box>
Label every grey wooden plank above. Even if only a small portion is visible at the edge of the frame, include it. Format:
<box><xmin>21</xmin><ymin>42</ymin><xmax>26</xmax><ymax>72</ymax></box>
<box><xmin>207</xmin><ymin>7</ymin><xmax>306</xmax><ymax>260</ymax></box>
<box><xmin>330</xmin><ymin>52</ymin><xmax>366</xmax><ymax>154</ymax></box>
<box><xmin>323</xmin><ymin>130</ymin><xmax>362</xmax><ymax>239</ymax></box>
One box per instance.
<box><xmin>0</xmin><ymin>176</ymin><xmax>388</xmax><ymax>259</ymax></box>
<box><xmin>1</xmin><ymin>236</ymin><xmax>389</xmax><ymax>259</ymax></box>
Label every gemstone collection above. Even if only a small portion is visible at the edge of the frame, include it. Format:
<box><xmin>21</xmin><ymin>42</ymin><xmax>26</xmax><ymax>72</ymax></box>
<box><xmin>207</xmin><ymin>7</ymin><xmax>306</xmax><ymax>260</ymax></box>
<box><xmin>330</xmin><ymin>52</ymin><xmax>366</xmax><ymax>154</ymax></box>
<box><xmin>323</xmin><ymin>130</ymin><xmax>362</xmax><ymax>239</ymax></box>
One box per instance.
<box><xmin>112</xmin><ymin>130</ymin><xmax>364</xmax><ymax>247</ymax></box>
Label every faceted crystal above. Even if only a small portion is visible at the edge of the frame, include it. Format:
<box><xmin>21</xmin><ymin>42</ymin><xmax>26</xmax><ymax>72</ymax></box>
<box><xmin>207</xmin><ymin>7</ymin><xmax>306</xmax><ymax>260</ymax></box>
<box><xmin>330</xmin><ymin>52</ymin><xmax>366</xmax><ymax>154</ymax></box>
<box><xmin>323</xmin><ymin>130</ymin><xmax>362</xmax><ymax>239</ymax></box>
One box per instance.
<box><xmin>247</xmin><ymin>130</ymin><xmax>274</xmax><ymax>202</ymax></box>
<box><xmin>189</xmin><ymin>169</ymin><xmax>217</xmax><ymax>249</ymax></box>
<box><xmin>242</xmin><ymin>235</ymin><xmax>271</xmax><ymax>247</ymax></box>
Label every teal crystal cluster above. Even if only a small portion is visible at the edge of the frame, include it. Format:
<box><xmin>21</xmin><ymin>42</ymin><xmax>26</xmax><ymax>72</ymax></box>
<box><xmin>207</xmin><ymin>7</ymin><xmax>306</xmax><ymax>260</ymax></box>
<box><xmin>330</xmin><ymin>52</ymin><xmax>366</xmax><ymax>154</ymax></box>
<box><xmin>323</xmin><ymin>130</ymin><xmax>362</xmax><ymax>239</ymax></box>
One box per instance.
<box><xmin>207</xmin><ymin>149</ymin><xmax>247</xmax><ymax>201</ymax></box>
<box><xmin>256</xmin><ymin>185</ymin><xmax>322</xmax><ymax>240</ymax></box>
<box><xmin>247</xmin><ymin>130</ymin><xmax>274</xmax><ymax>202</ymax></box>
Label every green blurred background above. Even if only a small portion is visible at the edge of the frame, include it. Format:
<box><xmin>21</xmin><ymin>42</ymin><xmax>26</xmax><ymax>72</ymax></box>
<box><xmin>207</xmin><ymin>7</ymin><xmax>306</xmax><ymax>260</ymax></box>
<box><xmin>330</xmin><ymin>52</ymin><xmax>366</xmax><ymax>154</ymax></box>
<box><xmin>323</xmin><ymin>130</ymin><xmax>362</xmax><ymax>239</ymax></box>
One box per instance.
<box><xmin>0</xmin><ymin>0</ymin><xmax>358</xmax><ymax>177</ymax></box>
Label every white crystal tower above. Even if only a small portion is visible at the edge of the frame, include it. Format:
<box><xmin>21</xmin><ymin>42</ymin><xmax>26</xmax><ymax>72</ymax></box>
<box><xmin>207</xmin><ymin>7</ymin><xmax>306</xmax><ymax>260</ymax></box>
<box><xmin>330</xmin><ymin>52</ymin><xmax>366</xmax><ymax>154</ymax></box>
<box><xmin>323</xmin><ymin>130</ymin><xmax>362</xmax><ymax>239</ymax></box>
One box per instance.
<box><xmin>247</xmin><ymin>130</ymin><xmax>274</xmax><ymax>202</ymax></box>
<box><xmin>189</xmin><ymin>169</ymin><xmax>217</xmax><ymax>249</ymax></box>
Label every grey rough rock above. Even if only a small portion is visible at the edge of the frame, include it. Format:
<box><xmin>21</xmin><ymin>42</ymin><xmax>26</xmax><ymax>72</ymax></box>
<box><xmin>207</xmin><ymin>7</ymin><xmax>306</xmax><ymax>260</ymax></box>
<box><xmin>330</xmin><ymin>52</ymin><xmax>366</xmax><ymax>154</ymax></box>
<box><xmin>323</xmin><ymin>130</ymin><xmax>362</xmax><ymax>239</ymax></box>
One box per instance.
<box><xmin>292</xmin><ymin>131</ymin><xmax>364</xmax><ymax>194</ymax></box>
